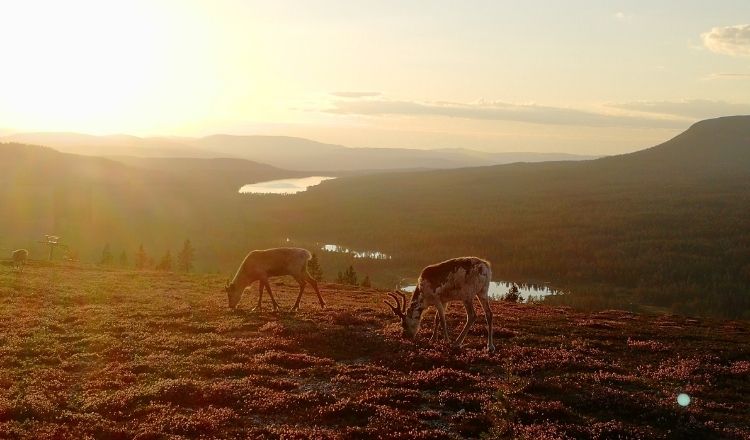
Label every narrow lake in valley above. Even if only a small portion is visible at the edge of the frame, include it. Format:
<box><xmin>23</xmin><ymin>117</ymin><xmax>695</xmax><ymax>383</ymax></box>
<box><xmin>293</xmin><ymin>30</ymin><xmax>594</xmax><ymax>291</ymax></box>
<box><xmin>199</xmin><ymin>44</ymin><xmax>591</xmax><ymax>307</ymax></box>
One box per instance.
<box><xmin>239</xmin><ymin>176</ymin><xmax>336</xmax><ymax>194</ymax></box>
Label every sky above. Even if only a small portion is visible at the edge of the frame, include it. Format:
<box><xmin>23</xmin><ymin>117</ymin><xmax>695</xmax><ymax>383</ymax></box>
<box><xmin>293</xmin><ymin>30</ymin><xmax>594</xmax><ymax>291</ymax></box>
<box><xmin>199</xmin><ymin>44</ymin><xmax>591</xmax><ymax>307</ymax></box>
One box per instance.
<box><xmin>0</xmin><ymin>0</ymin><xmax>749</xmax><ymax>154</ymax></box>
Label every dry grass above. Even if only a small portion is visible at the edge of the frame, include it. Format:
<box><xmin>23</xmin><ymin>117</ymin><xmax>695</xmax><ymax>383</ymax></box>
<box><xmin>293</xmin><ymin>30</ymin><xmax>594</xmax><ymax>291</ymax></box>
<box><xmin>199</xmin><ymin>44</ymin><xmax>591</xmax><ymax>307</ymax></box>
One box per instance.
<box><xmin>0</xmin><ymin>263</ymin><xmax>748</xmax><ymax>439</ymax></box>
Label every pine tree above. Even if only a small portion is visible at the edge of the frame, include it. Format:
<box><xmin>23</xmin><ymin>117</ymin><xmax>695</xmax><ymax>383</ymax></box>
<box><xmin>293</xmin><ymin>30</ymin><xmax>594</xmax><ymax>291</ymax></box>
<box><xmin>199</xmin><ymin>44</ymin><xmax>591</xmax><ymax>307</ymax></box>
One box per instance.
<box><xmin>503</xmin><ymin>284</ymin><xmax>522</xmax><ymax>303</ymax></box>
<box><xmin>308</xmin><ymin>253</ymin><xmax>324</xmax><ymax>281</ymax></box>
<box><xmin>135</xmin><ymin>244</ymin><xmax>148</xmax><ymax>270</ymax></box>
<box><xmin>156</xmin><ymin>250</ymin><xmax>172</xmax><ymax>271</ymax></box>
<box><xmin>177</xmin><ymin>239</ymin><xmax>195</xmax><ymax>272</ymax></box>
<box><xmin>343</xmin><ymin>265</ymin><xmax>358</xmax><ymax>286</ymax></box>
<box><xmin>100</xmin><ymin>243</ymin><xmax>112</xmax><ymax>265</ymax></box>
<box><xmin>361</xmin><ymin>275</ymin><xmax>371</xmax><ymax>288</ymax></box>
<box><xmin>119</xmin><ymin>251</ymin><xmax>128</xmax><ymax>266</ymax></box>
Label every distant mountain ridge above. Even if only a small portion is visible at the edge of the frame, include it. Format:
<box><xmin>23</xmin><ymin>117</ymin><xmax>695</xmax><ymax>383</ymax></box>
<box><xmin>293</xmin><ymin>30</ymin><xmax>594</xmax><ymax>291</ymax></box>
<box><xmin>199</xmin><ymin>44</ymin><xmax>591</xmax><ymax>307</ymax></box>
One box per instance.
<box><xmin>1</xmin><ymin>132</ymin><xmax>597</xmax><ymax>171</ymax></box>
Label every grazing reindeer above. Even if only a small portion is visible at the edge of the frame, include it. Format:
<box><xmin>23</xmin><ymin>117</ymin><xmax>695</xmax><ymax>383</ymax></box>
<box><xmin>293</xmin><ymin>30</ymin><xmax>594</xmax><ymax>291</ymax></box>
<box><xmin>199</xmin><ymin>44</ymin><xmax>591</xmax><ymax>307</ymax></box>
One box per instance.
<box><xmin>385</xmin><ymin>257</ymin><xmax>495</xmax><ymax>352</ymax></box>
<box><xmin>224</xmin><ymin>247</ymin><xmax>324</xmax><ymax>311</ymax></box>
<box><xmin>12</xmin><ymin>249</ymin><xmax>28</xmax><ymax>272</ymax></box>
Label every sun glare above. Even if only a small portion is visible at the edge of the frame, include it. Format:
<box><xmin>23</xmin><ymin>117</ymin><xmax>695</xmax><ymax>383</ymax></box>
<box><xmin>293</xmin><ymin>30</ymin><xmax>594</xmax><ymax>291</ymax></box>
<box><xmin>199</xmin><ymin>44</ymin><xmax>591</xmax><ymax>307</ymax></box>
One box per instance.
<box><xmin>0</xmin><ymin>0</ymin><xmax>236</xmax><ymax>134</ymax></box>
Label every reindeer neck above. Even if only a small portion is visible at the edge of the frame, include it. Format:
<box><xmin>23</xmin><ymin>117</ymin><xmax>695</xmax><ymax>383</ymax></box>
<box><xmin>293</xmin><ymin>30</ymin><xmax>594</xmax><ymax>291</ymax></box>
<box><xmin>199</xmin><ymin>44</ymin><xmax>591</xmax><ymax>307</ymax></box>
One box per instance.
<box><xmin>231</xmin><ymin>261</ymin><xmax>254</xmax><ymax>288</ymax></box>
<box><xmin>406</xmin><ymin>289</ymin><xmax>426</xmax><ymax>320</ymax></box>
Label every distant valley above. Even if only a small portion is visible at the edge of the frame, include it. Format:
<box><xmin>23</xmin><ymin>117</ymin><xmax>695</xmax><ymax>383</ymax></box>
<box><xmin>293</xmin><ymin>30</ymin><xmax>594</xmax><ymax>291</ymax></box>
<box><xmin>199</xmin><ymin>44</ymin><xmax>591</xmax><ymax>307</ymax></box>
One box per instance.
<box><xmin>1</xmin><ymin>116</ymin><xmax>749</xmax><ymax>318</ymax></box>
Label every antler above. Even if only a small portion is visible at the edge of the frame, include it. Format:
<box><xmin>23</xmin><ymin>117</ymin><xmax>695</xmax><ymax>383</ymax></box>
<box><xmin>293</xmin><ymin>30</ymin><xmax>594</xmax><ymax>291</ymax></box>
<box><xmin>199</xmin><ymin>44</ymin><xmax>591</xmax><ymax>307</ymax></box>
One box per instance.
<box><xmin>383</xmin><ymin>291</ymin><xmax>405</xmax><ymax>318</ymax></box>
<box><xmin>396</xmin><ymin>290</ymin><xmax>408</xmax><ymax>314</ymax></box>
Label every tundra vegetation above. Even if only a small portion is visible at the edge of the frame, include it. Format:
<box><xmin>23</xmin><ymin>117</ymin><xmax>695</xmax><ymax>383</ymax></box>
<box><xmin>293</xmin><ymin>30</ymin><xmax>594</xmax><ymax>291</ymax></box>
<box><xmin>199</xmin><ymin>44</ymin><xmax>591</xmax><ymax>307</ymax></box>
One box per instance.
<box><xmin>0</xmin><ymin>263</ymin><xmax>747</xmax><ymax>439</ymax></box>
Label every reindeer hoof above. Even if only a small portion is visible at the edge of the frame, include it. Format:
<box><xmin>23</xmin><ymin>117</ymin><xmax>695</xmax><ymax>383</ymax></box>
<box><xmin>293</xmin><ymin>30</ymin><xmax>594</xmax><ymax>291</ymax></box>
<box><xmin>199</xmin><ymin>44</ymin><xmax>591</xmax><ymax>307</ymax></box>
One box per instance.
<box><xmin>487</xmin><ymin>344</ymin><xmax>496</xmax><ymax>353</ymax></box>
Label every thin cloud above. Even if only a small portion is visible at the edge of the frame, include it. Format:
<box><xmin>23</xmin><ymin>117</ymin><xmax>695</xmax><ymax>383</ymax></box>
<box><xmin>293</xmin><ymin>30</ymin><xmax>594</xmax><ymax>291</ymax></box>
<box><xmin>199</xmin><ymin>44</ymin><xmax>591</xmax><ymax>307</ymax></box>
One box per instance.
<box><xmin>614</xmin><ymin>11</ymin><xmax>634</xmax><ymax>22</ymax></box>
<box><xmin>701</xmin><ymin>24</ymin><xmax>750</xmax><ymax>56</ymax></box>
<box><xmin>609</xmin><ymin>99</ymin><xmax>750</xmax><ymax>119</ymax></box>
<box><xmin>705</xmin><ymin>72</ymin><xmax>750</xmax><ymax>80</ymax></box>
<box><xmin>324</xmin><ymin>98</ymin><xmax>687</xmax><ymax>129</ymax></box>
<box><xmin>330</xmin><ymin>91</ymin><xmax>382</xmax><ymax>98</ymax></box>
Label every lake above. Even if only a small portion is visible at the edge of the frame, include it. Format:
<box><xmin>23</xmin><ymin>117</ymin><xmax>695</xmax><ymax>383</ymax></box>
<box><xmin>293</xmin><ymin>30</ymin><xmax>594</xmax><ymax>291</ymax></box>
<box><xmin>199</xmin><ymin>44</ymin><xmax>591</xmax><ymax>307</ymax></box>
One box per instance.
<box><xmin>239</xmin><ymin>176</ymin><xmax>335</xmax><ymax>194</ymax></box>
<box><xmin>402</xmin><ymin>281</ymin><xmax>560</xmax><ymax>301</ymax></box>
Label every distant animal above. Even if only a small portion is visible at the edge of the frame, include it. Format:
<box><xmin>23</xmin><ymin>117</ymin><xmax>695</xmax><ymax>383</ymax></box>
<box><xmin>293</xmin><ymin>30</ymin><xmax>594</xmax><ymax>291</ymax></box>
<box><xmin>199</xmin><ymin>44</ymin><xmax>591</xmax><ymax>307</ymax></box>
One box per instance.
<box><xmin>12</xmin><ymin>249</ymin><xmax>28</xmax><ymax>271</ymax></box>
<box><xmin>225</xmin><ymin>247</ymin><xmax>324</xmax><ymax>311</ymax></box>
<box><xmin>385</xmin><ymin>257</ymin><xmax>495</xmax><ymax>351</ymax></box>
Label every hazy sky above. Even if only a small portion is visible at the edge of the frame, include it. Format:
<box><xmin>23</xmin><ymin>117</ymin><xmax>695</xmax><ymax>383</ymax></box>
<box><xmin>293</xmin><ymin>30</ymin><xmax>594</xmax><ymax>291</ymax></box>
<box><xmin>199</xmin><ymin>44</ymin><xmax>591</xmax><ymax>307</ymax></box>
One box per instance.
<box><xmin>1</xmin><ymin>0</ymin><xmax>749</xmax><ymax>154</ymax></box>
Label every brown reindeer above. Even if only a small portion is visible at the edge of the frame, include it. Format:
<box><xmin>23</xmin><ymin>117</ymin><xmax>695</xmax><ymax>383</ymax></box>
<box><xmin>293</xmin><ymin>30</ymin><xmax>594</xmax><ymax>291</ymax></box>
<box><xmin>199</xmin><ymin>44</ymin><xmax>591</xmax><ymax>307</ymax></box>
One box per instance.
<box><xmin>225</xmin><ymin>247</ymin><xmax>324</xmax><ymax>311</ymax></box>
<box><xmin>12</xmin><ymin>249</ymin><xmax>28</xmax><ymax>272</ymax></box>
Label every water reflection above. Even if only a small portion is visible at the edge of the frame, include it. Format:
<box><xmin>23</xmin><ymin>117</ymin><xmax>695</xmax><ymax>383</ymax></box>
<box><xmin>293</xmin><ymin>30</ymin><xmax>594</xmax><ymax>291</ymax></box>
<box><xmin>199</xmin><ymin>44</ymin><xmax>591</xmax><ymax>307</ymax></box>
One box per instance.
<box><xmin>402</xmin><ymin>281</ymin><xmax>561</xmax><ymax>301</ymax></box>
<box><xmin>322</xmin><ymin>244</ymin><xmax>392</xmax><ymax>260</ymax></box>
<box><xmin>239</xmin><ymin>176</ymin><xmax>335</xmax><ymax>194</ymax></box>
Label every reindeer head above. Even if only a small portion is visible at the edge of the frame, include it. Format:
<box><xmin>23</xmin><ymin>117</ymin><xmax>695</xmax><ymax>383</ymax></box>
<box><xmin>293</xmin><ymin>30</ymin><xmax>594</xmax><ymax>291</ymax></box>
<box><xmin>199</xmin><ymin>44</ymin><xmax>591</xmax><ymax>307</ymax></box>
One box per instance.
<box><xmin>384</xmin><ymin>290</ymin><xmax>420</xmax><ymax>339</ymax></box>
<box><xmin>225</xmin><ymin>280</ymin><xmax>242</xmax><ymax>309</ymax></box>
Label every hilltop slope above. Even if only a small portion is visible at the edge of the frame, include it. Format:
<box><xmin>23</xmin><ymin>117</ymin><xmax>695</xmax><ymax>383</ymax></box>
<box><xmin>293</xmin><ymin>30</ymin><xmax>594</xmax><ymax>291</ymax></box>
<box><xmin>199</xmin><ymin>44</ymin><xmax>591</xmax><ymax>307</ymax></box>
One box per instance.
<box><xmin>0</xmin><ymin>264</ymin><xmax>747</xmax><ymax>439</ymax></box>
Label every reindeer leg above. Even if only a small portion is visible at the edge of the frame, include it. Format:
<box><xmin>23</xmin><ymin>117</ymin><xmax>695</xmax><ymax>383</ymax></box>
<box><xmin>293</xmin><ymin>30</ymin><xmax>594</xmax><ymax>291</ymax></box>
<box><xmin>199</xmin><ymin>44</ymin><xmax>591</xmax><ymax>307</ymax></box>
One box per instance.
<box><xmin>478</xmin><ymin>296</ymin><xmax>495</xmax><ymax>352</ymax></box>
<box><xmin>304</xmin><ymin>271</ymin><xmax>326</xmax><ymax>309</ymax></box>
<box><xmin>290</xmin><ymin>274</ymin><xmax>306</xmax><ymax>312</ymax></box>
<box><xmin>435</xmin><ymin>303</ymin><xmax>450</xmax><ymax>344</ymax></box>
<box><xmin>251</xmin><ymin>281</ymin><xmax>264</xmax><ymax>312</ymax></box>
<box><xmin>454</xmin><ymin>299</ymin><xmax>477</xmax><ymax>347</ymax></box>
<box><xmin>429</xmin><ymin>309</ymin><xmax>440</xmax><ymax>343</ymax></box>
<box><xmin>262</xmin><ymin>279</ymin><xmax>281</xmax><ymax>312</ymax></box>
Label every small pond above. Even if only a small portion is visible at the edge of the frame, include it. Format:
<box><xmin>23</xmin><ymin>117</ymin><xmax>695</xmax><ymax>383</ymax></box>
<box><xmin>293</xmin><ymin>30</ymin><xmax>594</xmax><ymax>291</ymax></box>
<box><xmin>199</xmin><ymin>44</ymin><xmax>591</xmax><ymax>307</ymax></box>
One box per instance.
<box><xmin>321</xmin><ymin>244</ymin><xmax>392</xmax><ymax>260</ymax></box>
<box><xmin>402</xmin><ymin>281</ymin><xmax>561</xmax><ymax>301</ymax></box>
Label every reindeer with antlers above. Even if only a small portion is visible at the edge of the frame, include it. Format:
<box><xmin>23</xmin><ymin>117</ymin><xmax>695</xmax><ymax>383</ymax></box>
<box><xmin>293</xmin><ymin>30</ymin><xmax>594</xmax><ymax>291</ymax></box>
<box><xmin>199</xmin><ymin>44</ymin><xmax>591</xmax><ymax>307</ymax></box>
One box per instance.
<box><xmin>385</xmin><ymin>257</ymin><xmax>495</xmax><ymax>352</ymax></box>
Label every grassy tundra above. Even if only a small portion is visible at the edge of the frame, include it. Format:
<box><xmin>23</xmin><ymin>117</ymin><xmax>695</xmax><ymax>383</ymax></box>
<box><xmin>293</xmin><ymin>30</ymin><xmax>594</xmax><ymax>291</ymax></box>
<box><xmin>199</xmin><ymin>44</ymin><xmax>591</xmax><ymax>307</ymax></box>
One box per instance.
<box><xmin>0</xmin><ymin>263</ymin><xmax>748</xmax><ymax>439</ymax></box>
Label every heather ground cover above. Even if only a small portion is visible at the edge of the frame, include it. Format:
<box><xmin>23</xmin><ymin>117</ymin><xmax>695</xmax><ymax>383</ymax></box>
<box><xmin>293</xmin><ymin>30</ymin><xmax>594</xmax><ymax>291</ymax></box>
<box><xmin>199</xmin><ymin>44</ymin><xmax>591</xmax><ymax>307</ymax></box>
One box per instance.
<box><xmin>0</xmin><ymin>264</ymin><xmax>748</xmax><ymax>439</ymax></box>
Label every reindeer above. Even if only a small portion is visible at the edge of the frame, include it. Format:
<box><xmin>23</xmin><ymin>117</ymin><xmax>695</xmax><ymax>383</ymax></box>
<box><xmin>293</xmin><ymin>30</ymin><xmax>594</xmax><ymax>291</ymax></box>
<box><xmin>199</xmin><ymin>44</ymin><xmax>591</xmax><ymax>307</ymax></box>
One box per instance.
<box><xmin>384</xmin><ymin>257</ymin><xmax>495</xmax><ymax>352</ymax></box>
<box><xmin>12</xmin><ymin>249</ymin><xmax>28</xmax><ymax>272</ymax></box>
<box><xmin>224</xmin><ymin>247</ymin><xmax>325</xmax><ymax>312</ymax></box>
